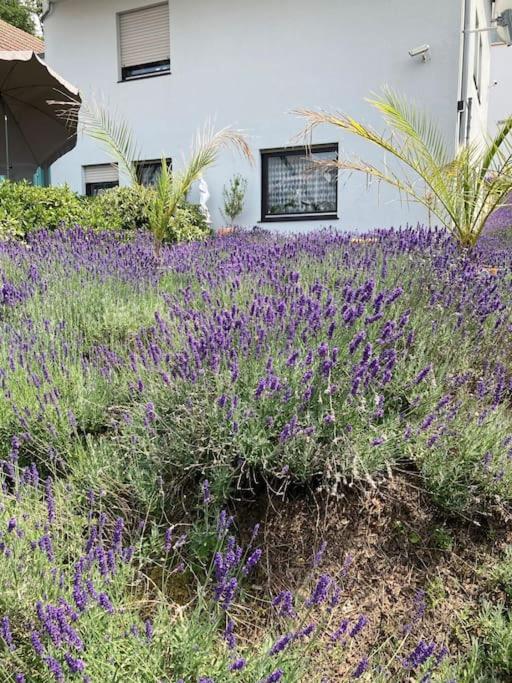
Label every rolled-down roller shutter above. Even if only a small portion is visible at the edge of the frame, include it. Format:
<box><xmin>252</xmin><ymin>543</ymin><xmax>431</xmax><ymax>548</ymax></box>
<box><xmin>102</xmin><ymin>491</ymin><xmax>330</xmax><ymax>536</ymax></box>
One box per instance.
<box><xmin>119</xmin><ymin>3</ymin><xmax>170</xmax><ymax>68</ymax></box>
<box><xmin>83</xmin><ymin>164</ymin><xmax>119</xmax><ymax>185</ymax></box>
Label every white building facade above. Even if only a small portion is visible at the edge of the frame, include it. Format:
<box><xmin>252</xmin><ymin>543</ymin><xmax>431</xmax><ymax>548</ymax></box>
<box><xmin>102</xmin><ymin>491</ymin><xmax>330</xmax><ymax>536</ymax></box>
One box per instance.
<box><xmin>489</xmin><ymin>43</ymin><xmax>512</xmax><ymax>135</ymax></box>
<box><xmin>42</xmin><ymin>0</ymin><xmax>499</xmax><ymax>232</ymax></box>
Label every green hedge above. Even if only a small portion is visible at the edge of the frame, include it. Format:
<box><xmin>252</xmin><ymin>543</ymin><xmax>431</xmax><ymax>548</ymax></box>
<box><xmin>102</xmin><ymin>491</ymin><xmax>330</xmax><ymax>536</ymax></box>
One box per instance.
<box><xmin>0</xmin><ymin>181</ymin><xmax>88</xmax><ymax>237</ymax></box>
<box><xmin>0</xmin><ymin>181</ymin><xmax>211</xmax><ymax>242</ymax></box>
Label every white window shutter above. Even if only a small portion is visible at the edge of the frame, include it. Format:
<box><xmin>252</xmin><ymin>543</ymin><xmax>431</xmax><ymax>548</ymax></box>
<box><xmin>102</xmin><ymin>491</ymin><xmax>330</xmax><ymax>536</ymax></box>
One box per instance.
<box><xmin>119</xmin><ymin>3</ymin><xmax>170</xmax><ymax>68</ymax></box>
<box><xmin>83</xmin><ymin>164</ymin><xmax>119</xmax><ymax>184</ymax></box>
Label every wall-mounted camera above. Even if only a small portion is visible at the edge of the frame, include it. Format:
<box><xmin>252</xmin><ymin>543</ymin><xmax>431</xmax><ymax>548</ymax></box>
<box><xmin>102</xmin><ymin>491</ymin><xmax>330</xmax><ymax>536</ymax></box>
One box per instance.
<box><xmin>408</xmin><ymin>44</ymin><xmax>431</xmax><ymax>62</ymax></box>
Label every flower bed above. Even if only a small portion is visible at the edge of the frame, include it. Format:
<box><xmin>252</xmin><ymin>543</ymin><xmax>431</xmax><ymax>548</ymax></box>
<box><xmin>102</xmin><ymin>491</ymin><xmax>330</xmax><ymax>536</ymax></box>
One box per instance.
<box><xmin>0</xmin><ymin>226</ymin><xmax>510</xmax><ymax>680</ymax></box>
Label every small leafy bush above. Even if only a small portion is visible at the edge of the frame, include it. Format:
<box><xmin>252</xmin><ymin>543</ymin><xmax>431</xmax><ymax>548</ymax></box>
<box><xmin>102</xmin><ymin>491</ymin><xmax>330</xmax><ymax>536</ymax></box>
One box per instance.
<box><xmin>0</xmin><ymin>180</ymin><xmax>87</xmax><ymax>234</ymax></box>
<box><xmin>90</xmin><ymin>185</ymin><xmax>154</xmax><ymax>230</ymax></box>
<box><xmin>0</xmin><ymin>180</ymin><xmax>211</xmax><ymax>241</ymax></box>
<box><xmin>93</xmin><ymin>185</ymin><xmax>211</xmax><ymax>240</ymax></box>
<box><xmin>170</xmin><ymin>201</ymin><xmax>211</xmax><ymax>242</ymax></box>
<box><xmin>222</xmin><ymin>174</ymin><xmax>247</xmax><ymax>225</ymax></box>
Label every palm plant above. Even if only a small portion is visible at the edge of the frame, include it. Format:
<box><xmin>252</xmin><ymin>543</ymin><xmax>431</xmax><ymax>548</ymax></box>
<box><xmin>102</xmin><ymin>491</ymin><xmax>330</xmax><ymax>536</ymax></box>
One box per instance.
<box><xmin>75</xmin><ymin>100</ymin><xmax>140</xmax><ymax>186</ymax></box>
<box><xmin>148</xmin><ymin>125</ymin><xmax>252</xmax><ymax>254</ymax></box>
<box><xmin>72</xmin><ymin>100</ymin><xmax>252</xmax><ymax>252</ymax></box>
<box><xmin>296</xmin><ymin>90</ymin><xmax>512</xmax><ymax>247</ymax></box>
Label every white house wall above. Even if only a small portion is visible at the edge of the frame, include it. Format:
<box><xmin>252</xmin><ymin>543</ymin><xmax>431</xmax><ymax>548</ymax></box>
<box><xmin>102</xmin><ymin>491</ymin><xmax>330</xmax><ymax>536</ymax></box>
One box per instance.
<box><xmin>462</xmin><ymin>0</ymin><xmax>492</xmax><ymax>144</ymax></box>
<box><xmin>488</xmin><ymin>45</ymin><xmax>512</xmax><ymax>135</ymax></box>
<box><xmin>45</xmin><ymin>0</ymin><xmax>475</xmax><ymax>232</ymax></box>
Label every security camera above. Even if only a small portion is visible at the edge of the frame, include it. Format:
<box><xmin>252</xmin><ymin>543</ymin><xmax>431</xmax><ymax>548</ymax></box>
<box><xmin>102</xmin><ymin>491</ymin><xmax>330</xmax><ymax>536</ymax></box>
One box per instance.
<box><xmin>408</xmin><ymin>44</ymin><xmax>431</xmax><ymax>61</ymax></box>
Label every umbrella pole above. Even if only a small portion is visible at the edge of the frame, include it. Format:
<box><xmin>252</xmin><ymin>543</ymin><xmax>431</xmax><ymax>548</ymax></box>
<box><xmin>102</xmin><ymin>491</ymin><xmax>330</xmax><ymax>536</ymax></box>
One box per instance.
<box><xmin>0</xmin><ymin>96</ymin><xmax>9</xmax><ymax>180</ymax></box>
<box><xmin>3</xmin><ymin>114</ymin><xmax>9</xmax><ymax>180</ymax></box>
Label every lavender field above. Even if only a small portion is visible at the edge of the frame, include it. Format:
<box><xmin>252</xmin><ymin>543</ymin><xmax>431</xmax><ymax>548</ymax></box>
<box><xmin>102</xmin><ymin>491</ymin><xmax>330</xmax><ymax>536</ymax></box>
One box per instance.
<box><xmin>1</xmin><ymin>226</ymin><xmax>511</xmax><ymax>682</ymax></box>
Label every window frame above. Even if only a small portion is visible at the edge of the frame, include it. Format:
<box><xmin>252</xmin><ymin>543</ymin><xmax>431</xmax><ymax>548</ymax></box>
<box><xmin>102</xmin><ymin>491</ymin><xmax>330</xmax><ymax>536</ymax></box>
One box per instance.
<box><xmin>117</xmin><ymin>2</ymin><xmax>171</xmax><ymax>83</ymax></box>
<box><xmin>83</xmin><ymin>163</ymin><xmax>119</xmax><ymax>196</ymax></box>
<box><xmin>121</xmin><ymin>59</ymin><xmax>171</xmax><ymax>82</ymax></box>
<box><xmin>136</xmin><ymin>158</ymin><xmax>172</xmax><ymax>186</ymax></box>
<box><xmin>260</xmin><ymin>144</ymin><xmax>339</xmax><ymax>223</ymax></box>
<box><xmin>85</xmin><ymin>180</ymin><xmax>119</xmax><ymax>197</ymax></box>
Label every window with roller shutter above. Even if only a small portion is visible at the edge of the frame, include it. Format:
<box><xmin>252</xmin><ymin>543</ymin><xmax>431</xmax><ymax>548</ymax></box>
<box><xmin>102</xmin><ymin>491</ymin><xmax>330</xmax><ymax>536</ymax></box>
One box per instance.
<box><xmin>118</xmin><ymin>3</ymin><xmax>170</xmax><ymax>81</ymax></box>
<box><xmin>83</xmin><ymin>164</ymin><xmax>119</xmax><ymax>196</ymax></box>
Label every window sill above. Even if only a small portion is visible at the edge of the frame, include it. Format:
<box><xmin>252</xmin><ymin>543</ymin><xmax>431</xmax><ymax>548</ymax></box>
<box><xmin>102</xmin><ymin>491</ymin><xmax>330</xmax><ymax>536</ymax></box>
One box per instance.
<box><xmin>118</xmin><ymin>71</ymin><xmax>171</xmax><ymax>83</ymax></box>
<box><xmin>260</xmin><ymin>214</ymin><xmax>339</xmax><ymax>223</ymax></box>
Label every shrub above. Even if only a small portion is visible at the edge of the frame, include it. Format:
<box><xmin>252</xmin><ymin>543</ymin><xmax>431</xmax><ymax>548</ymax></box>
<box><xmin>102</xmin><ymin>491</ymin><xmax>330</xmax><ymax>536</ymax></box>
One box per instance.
<box><xmin>222</xmin><ymin>174</ymin><xmax>248</xmax><ymax>225</ymax></box>
<box><xmin>0</xmin><ymin>180</ymin><xmax>211</xmax><ymax>241</ymax></box>
<box><xmin>169</xmin><ymin>201</ymin><xmax>211</xmax><ymax>242</ymax></box>
<box><xmin>90</xmin><ymin>185</ymin><xmax>154</xmax><ymax>230</ymax></box>
<box><xmin>0</xmin><ymin>180</ymin><xmax>87</xmax><ymax>234</ymax></box>
<box><xmin>91</xmin><ymin>185</ymin><xmax>211</xmax><ymax>240</ymax></box>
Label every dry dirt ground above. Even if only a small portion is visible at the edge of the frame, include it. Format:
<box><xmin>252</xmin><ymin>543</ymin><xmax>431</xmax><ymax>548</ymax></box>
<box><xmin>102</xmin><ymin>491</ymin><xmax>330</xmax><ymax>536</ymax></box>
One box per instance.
<box><xmin>233</xmin><ymin>473</ymin><xmax>512</xmax><ymax>680</ymax></box>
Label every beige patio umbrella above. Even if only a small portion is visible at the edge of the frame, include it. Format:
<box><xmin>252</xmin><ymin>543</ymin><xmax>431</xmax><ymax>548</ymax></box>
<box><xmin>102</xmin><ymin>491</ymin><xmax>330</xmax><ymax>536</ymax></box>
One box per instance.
<box><xmin>0</xmin><ymin>50</ymin><xmax>80</xmax><ymax>180</ymax></box>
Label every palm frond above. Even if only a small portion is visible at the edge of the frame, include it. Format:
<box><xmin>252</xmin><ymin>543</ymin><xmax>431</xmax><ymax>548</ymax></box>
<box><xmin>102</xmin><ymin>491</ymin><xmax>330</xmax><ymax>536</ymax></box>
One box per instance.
<box><xmin>296</xmin><ymin>91</ymin><xmax>512</xmax><ymax>247</ymax></box>
<box><xmin>165</xmin><ymin>124</ymin><xmax>253</xmax><ymax>226</ymax></box>
<box><xmin>370</xmin><ymin>89</ymin><xmax>449</xmax><ymax>166</ymax></box>
<box><xmin>296</xmin><ymin>106</ymin><xmax>459</xmax><ymax>229</ymax></box>
<box><xmin>78</xmin><ymin>101</ymin><xmax>140</xmax><ymax>186</ymax></box>
<box><xmin>147</xmin><ymin>125</ymin><xmax>252</xmax><ymax>251</ymax></box>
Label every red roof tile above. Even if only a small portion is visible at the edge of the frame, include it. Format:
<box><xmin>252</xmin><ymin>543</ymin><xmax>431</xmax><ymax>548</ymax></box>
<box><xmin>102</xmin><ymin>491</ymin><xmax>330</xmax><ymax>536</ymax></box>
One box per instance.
<box><xmin>0</xmin><ymin>18</ymin><xmax>44</xmax><ymax>53</ymax></box>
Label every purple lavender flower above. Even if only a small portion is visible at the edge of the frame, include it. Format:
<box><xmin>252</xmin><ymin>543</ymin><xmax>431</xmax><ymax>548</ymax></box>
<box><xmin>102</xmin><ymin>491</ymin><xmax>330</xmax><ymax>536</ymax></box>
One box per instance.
<box><xmin>263</xmin><ymin>670</ymin><xmax>284</xmax><ymax>683</ymax></box>
<box><xmin>414</xmin><ymin>364</ymin><xmax>433</xmax><ymax>385</ymax></box>
<box><xmin>38</xmin><ymin>534</ymin><xmax>54</xmax><ymax>561</ymax></box>
<box><xmin>220</xmin><ymin>577</ymin><xmax>238</xmax><ymax>611</ymax></box>
<box><xmin>312</xmin><ymin>541</ymin><xmax>327</xmax><ymax>568</ymax></box>
<box><xmin>403</xmin><ymin>640</ymin><xmax>437</xmax><ymax>670</ymax></box>
<box><xmin>349</xmin><ymin>615</ymin><xmax>368</xmax><ymax>638</ymax></box>
<box><xmin>97</xmin><ymin>593</ymin><xmax>114</xmax><ymax>614</ymax></box>
<box><xmin>331</xmin><ymin>618</ymin><xmax>349</xmax><ymax>642</ymax></box>
<box><xmin>307</xmin><ymin>575</ymin><xmax>331</xmax><ymax>606</ymax></box>
<box><xmin>272</xmin><ymin>591</ymin><xmax>295</xmax><ymax>618</ymax></box>
<box><xmin>113</xmin><ymin>517</ymin><xmax>124</xmax><ymax>550</ymax></box>
<box><xmin>64</xmin><ymin>653</ymin><xmax>85</xmax><ymax>673</ymax></box>
<box><xmin>164</xmin><ymin>527</ymin><xmax>173</xmax><ymax>552</ymax></box>
<box><xmin>229</xmin><ymin>658</ymin><xmax>246</xmax><ymax>671</ymax></box>
<box><xmin>224</xmin><ymin>619</ymin><xmax>236</xmax><ymax>650</ymax></box>
<box><xmin>1</xmin><ymin>616</ymin><xmax>14</xmax><ymax>650</ymax></box>
<box><xmin>45</xmin><ymin>657</ymin><xmax>64</xmax><ymax>682</ymax></box>
<box><xmin>217</xmin><ymin>510</ymin><xmax>233</xmax><ymax>537</ymax></box>
<box><xmin>349</xmin><ymin>330</ymin><xmax>366</xmax><ymax>355</ymax></box>
<box><xmin>30</xmin><ymin>630</ymin><xmax>45</xmax><ymax>656</ymax></box>
<box><xmin>269</xmin><ymin>632</ymin><xmax>294</xmax><ymax>656</ymax></box>
<box><xmin>352</xmin><ymin>657</ymin><xmax>369</xmax><ymax>679</ymax></box>
<box><xmin>295</xmin><ymin>623</ymin><xmax>316</xmax><ymax>639</ymax></box>
<box><xmin>243</xmin><ymin>548</ymin><xmax>262</xmax><ymax>575</ymax></box>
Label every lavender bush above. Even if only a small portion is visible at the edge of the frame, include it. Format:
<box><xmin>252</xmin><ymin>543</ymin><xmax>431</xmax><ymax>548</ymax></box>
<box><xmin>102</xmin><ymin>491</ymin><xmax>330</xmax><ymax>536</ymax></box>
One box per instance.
<box><xmin>0</xmin><ymin>225</ymin><xmax>510</xmax><ymax>680</ymax></box>
<box><xmin>0</xmin><ymin>227</ymin><xmax>510</xmax><ymax>512</ymax></box>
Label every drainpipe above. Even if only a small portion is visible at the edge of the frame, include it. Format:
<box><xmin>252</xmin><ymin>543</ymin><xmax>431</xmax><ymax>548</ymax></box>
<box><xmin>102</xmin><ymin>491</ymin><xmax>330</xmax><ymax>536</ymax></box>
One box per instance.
<box><xmin>41</xmin><ymin>1</ymin><xmax>56</xmax><ymax>23</ymax></box>
<box><xmin>0</xmin><ymin>96</ymin><xmax>9</xmax><ymax>180</ymax></box>
<box><xmin>465</xmin><ymin>96</ymin><xmax>473</xmax><ymax>145</ymax></box>
<box><xmin>459</xmin><ymin>0</ymin><xmax>472</xmax><ymax>146</ymax></box>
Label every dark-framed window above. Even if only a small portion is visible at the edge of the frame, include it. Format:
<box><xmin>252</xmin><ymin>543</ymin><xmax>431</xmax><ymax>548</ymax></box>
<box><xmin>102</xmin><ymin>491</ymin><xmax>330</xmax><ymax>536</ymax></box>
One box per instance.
<box><xmin>118</xmin><ymin>3</ymin><xmax>171</xmax><ymax>82</ymax></box>
<box><xmin>85</xmin><ymin>181</ymin><xmax>118</xmax><ymax>197</ymax></box>
<box><xmin>136</xmin><ymin>158</ymin><xmax>172</xmax><ymax>186</ymax></box>
<box><xmin>121</xmin><ymin>59</ymin><xmax>170</xmax><ymax>82</ymax></box>
<box><xmin>83</xmin><ymin>163</ymin><xmax>119</xmax><ymax>196</ymax></box>
<box><xmin>261</xmin><ymin>144</ymin><xmax>339</xmax><ymax>222</ymax></box>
